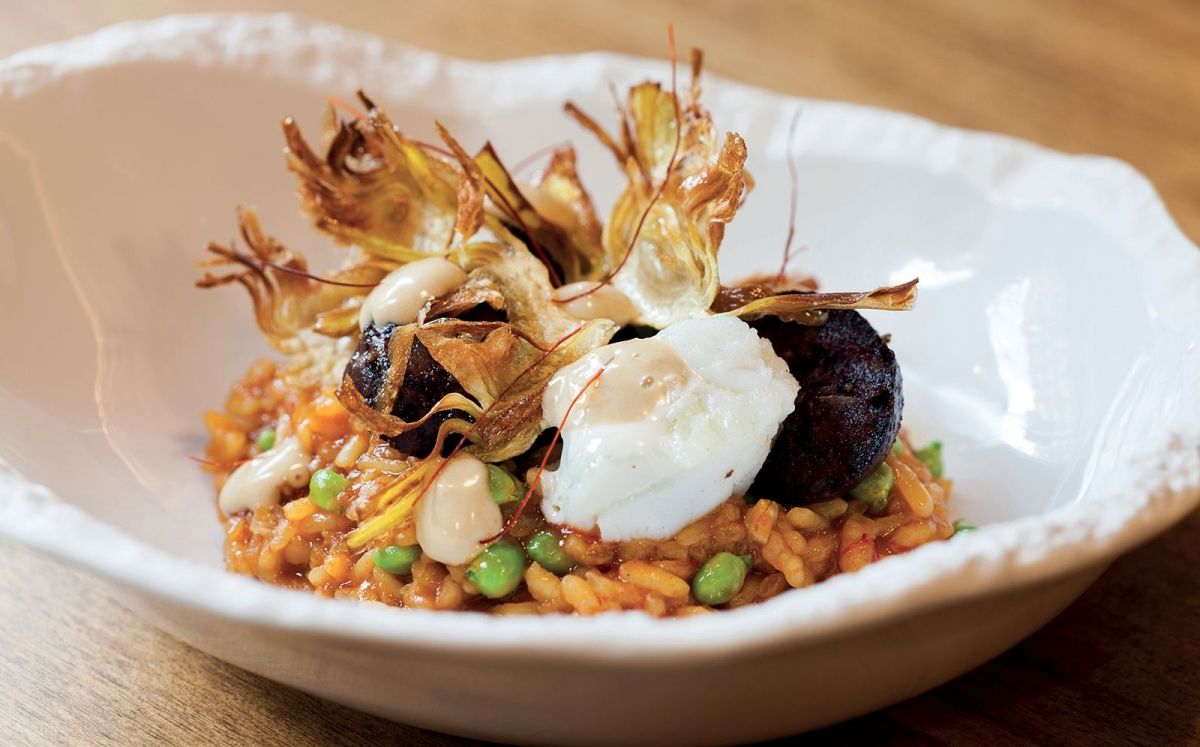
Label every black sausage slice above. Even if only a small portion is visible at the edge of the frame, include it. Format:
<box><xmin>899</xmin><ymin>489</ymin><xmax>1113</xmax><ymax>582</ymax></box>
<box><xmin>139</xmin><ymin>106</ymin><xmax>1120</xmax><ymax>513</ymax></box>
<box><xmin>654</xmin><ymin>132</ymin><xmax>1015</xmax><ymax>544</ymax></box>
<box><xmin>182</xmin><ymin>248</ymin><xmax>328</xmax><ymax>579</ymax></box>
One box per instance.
<box><xmin>345</xmin><ymin>323</ymin><xmax>468</xmax><ymax>458</ymax></box>
<box><xmin>749</xmin><ymin>311</ymin><xmax>902</xmax><ymax>504</ymax></box>
<box><xmin>345</xmin><ymin>322</ymin><xmax>394</xmax><ymax>410</ymax></box>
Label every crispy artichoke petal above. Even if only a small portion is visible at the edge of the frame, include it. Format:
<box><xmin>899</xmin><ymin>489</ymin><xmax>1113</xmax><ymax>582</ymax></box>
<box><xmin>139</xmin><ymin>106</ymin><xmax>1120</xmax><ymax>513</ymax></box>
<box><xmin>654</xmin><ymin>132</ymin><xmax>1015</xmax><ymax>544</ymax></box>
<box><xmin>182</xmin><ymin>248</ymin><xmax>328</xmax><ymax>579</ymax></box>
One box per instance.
<box><xmin>574</xmin><ymin>76</ymin><xmax>750</xmax><ymax>328</ymax></box>
<box><xmin>527</xmin><ymin>146</ymin><xmax>607</xmax><ymax>280</ymax></box>
<box><xmin>419</xmin><ymin>318</ymin><xmax>616</xmax><ymax>461</ymax></box>
<box><xmin>721</xmin><ymin>279</ymin><xmax>920</xmax><ymax>321</ymax></box>
<box><xmin>313</xmin><ymin>303</ymin><xmax>364</xmax><ymax>338</ymax></box>
<box><xmin>282</xmin><ymin>102</ymin><xmax>471</xmax><ymax>262</ymax></box>
<box><xmin>433</xmin><ymin>121</ymin><xmax>486</xmax><ymax>242</ymax></box>
<box><xmin>605</xmin><ymin>130</ymin><xmax>747</xmax><ymax>328</ymax></box>
<box><xmin>423</xmin><ymin>275</ymin><xmax>507</xmax><ymax>320</ymax></box>
<box><xmin>196</xmin><ymin>208</ymin><xmax>389</xmax><ymax>353</ymax></box>
<box><xmin>470</xmin><ymin>239</ymin><xmax>584</xmax><ymax>341</ymax></box>
<box><xmin>469</xmin><ymin>143</ymin><xmax>602</xmax><ymax>284</ymax></box>
<box><xmin>628</xmin><ymin>82</ymin><xmax>680</xmax><ymax>182</ymax></box>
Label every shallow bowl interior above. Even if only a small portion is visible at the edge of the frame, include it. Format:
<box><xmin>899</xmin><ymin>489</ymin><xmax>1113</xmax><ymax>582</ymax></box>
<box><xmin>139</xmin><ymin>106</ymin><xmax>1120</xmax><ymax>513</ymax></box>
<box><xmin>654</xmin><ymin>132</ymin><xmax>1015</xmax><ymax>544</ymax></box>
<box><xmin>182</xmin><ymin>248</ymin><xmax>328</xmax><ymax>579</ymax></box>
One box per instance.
<box><xmin>3</xmin><ymin>14</ymin><xmax>1200</xmax><ymax>745</ymax></box>
<box><xmin>0</xmin><ymin>6</ymin><xmax>1197</xmax><ymax>672</ymax></box>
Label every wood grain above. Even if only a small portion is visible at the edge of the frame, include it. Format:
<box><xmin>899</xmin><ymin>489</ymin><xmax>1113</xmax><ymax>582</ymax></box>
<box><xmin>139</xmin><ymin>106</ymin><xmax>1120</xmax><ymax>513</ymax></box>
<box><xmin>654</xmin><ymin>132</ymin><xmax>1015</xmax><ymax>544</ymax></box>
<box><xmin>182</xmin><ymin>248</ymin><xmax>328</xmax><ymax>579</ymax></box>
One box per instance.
<box><xmin>2</xmin><ymin>1</ymin><xmax>1198</xmax><ymax>745</ymax></box>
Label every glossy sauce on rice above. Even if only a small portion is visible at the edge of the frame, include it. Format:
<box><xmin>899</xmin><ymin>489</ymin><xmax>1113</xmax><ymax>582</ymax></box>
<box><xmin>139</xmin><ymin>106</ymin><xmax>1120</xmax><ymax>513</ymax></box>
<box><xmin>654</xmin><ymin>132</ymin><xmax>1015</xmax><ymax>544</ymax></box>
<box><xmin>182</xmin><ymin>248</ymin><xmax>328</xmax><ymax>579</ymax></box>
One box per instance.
<box><xmin>205</xmin><ymin>359</ymin><xmax>954</xmax><ymax>617</ymax></box>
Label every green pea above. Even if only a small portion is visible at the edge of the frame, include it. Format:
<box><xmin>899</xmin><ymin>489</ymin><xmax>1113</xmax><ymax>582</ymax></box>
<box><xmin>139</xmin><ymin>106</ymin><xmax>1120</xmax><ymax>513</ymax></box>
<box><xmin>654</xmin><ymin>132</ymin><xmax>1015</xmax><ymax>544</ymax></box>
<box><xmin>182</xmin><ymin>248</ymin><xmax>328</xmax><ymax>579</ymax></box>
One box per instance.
<box><xmin>309</xmin><ymin>468</ymin><xmax>349</xmax><ymax>511</ymax></box>
<box><xmin>692</xmin><ymin>552</ymin><xmax>752</xmax><ymax>606</ymax></box>
<box><xmin>953</xmin><ymin>519</ymin><xmax>977</xmax><ymax>535</ymax></box>
<box><xmin>374</xmin><ymin>544</ymin><xmax>421</xmax><ymax>575</ymax></box>
<box><xmin>849</xmin><ymin>462</ymin><xmax>894</xmax><ymax>513</ymax></box>
<box><xmin>915</xmin><ymin>441</ymin><xmax>943</xmax><ymax>478</ymax></box>
<box><xmin>487</xmin><ymin>464</ymin><xmax>522</xmax><ymax>505</ymax></box>
<box><xmin>525</xmin><ymin>531</ymin><xmax>575</xmax><ymax>575</ymax></box>
<box><xmin>255</xmin><ymin>428</ymin><xmax>276</xmax><ymax>452</ymax></box>
<box><xmin>466</xmin><ymin>540</ymin><xmax>526</xmax><ymax>599</ymax></box>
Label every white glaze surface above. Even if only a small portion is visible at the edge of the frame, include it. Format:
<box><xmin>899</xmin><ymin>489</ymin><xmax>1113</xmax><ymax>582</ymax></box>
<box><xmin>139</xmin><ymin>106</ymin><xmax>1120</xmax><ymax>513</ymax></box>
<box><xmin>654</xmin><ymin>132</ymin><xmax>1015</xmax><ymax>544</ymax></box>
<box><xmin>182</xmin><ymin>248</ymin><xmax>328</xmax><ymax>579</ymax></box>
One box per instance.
<box><xmin>0</xmin><ymin>15</ymin><xmax>1197</xmax><ymax>745</ymax></box>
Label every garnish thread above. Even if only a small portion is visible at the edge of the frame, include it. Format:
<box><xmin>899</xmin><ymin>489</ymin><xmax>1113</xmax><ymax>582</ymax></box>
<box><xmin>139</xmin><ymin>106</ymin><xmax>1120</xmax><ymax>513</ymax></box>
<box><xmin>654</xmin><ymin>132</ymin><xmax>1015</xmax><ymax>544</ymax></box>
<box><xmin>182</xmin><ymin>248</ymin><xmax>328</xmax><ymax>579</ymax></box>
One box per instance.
<box><xmin>839</xmin><ymin>533</ymin><xmax>878</xmax><ymax>564</ymax></box>
<box><xmin>255</xmin><ymin>256</ymin><xmax>379</xmax><ymax>288</ymax></box>
<box><xmin>774</xmin><ymin>107</ymin><xmax>803</xmax><ymax>285</ymax></box>
<box><xmin>482</xmin><ymin>363</ymin><xmax>607</xmax><ymax>542</ymax></box>
<box><xmin>510</xmin><ymin>141</ymin><xmax>571</xmax><ymax>176</ymax></box>
<box><xmin>553</xmin><ymin>23</ymin><xmax>683</xmax><ymax>305</ymax></box>
<box><xmin>199</xmin><ymin>244</ymin><xmax>380</xmax><ymax>289</ymax></box>
<box><xmin>190</xmin><ymin>455</ymin><xmax>252</xmax><ymax>469</ymax></box>
<box><xmin>327</xmin><ymin>95</ymin><xmax>368</xmax><ymax>121</ymax></box>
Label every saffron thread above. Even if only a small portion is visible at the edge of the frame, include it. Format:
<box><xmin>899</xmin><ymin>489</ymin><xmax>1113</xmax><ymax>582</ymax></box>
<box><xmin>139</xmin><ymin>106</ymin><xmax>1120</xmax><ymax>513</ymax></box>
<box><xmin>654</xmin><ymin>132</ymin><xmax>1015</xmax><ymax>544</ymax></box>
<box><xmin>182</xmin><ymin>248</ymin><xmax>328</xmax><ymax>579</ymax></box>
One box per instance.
<box><xmin>774</xmin><ymin>107</ymin><xmax>803</xmax><ymax>284</ymax></box>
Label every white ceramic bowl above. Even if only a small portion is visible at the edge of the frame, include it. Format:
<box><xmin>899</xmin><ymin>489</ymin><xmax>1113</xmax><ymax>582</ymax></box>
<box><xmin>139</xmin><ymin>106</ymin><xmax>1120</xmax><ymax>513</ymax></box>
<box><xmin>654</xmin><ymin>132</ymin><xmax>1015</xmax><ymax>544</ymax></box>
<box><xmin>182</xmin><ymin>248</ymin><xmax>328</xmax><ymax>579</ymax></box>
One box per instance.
<box><xmin>1</xmin><ymin>14</ymin><xmax>1197</xmax><ymax>746</ymax></box>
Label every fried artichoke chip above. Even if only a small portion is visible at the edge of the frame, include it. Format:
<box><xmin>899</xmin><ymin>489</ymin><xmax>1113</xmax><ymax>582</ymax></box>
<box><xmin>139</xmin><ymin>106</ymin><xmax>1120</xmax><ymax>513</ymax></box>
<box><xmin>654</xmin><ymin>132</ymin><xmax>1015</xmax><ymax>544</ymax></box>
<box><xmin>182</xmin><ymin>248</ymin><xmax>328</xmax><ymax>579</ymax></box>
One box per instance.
<box><xmin>196</xmin><ymin>207</ymin><xmax>388</xmax><ymax>353</ymax></box>
<box><xmin>339</xmin><ymin>236</ymin><xmax>615</xmax><ymax>461</ymax></box>
<box><xmin>471</xmin><ymin>144</ymin><xmax>573</xmax><ymax>284</ymax></box>
<box><xmin>466</xmin><ymin>238</ymin><xmax>587</xmax><ymax>341</ymax></box>
<box><xmin>432</xmin><ymin>140</ymin><xmax>604</xmax><ymax>286</ymax></box>
<box><xmin>433</xmin><ymin>121</ymin><xmax>487</xmax><ymax>243</ymax></box>
<box><xmin>567</xmin><ymin>65</ymin><xmax>750</xmax><ymax>328</ymax></box>
<box><xmin>527</xmin><ymin>146</ymin><xmax>605</xmax><ymax>273</ymax></box>
<box><xmin>719</xmin><ymin>279</ymin><xmax>920</xmax><ymax>323</ymax></box>
<box><xmin>282</xmin><ymin>94</ymin><xmax>482</xmax><ymax>262</ymax></box>
<box><xmin>338</xmin><ymin>316</ymin><xmax>616</xmax><ymax>462</ymax></box>
<box><xmin>422</xmin><ymin>318</ymin><xmax>615</xmax><ymax>461</ymax></box>
<box><xmin>423</xmin><ymin>273</ymin><xmax>507</xmax><ymax>321</ymax></box>
<box><xmin>312</xmin><ymin>302</ymin><xmax>366</xmax><ymax>338</ymax></box>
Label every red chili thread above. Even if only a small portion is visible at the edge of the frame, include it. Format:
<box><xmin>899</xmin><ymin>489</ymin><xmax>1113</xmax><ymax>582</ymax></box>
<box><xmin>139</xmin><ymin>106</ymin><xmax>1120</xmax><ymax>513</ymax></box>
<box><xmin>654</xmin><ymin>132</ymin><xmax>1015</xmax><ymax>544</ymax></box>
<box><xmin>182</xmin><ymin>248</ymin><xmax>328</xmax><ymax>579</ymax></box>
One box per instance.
<box><xmin>839</xmin><ymin>532</ymin><xmax>878</xmax><ymax>563</ymax></box>
<box><xmin>774</xmin><ymin>108</ymin><xmax>803</xmax><ymax>285</ymax></box>
<box><xmin>482</xmin><ymin>364</ymin><xmax>607</xmax><ymax>542</ymax></box>
<box><xmin>510</xmin><ymin>141</ymin><xmax>570</xmax><ymax>176</ymax></box>
<box><xmin>402</xmin><ymin>324</ymin><xmax>589</xmax><ymax>517</ymax></box>
<box><xmin>254</xmin><ymin>256</ymin><xmax>380</xmax><ymax>288</ymax></box>
<box><xmin>190</xmin><ymin>455</ymin><xmax>252</xmax><ymax>469</ymax></box>
<box><xmin>327</xmin><ymin>95</ymin><xmax>368</xmax><ymax>121</ymax></box>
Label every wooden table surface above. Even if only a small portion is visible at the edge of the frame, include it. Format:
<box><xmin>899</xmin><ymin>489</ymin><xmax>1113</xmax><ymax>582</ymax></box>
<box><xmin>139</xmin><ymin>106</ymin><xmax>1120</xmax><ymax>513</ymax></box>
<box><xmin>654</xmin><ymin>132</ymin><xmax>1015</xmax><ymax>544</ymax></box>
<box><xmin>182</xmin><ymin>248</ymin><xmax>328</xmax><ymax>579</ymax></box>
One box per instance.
<box><xmin>3</xmin><ymin>2</ymin><xmax>1198</xmax><ymax>745</ymax></box>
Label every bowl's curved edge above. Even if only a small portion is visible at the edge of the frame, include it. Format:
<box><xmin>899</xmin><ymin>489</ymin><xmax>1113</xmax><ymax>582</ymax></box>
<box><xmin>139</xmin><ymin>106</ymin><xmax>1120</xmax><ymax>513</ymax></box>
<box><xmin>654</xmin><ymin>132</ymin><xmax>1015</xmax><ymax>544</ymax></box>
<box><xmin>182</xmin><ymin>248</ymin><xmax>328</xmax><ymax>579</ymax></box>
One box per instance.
<box><xmin>0</xmin><ymin>12</ymin><xmax>1198</xmax><ymax>664</ymax></box>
